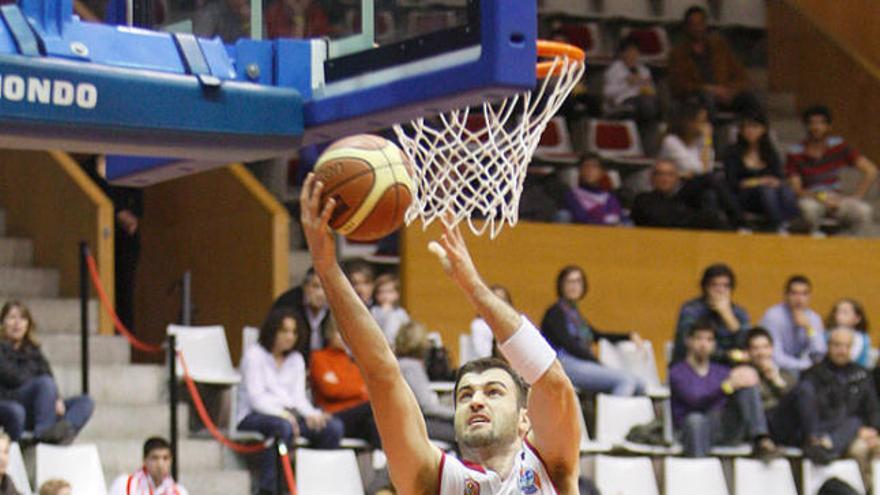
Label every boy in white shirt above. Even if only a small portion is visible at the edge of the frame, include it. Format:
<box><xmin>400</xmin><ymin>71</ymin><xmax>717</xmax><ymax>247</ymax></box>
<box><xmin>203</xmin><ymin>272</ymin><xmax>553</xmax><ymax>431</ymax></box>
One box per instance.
<box><xmin>109</xmin><ymin>437</ymin><xmax>188</xmax><ymax>495</ymax></box>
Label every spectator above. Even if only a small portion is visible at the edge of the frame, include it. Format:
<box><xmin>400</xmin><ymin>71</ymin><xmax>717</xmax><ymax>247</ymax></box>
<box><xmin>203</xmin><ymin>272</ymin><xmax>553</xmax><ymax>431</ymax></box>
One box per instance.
<box><xmin>668</xmin><ymin>6</ymin><xmax>758</xmax><ymax>117</ymax></box>
<box><xmin>109</xmin><ymin>437</ymin><xmax>189</xmax><ymax>495</ymax></box>
<box><xmin>794</xmin><ymin>328</ymin><xmax>880</xmax><ymax>485</ymax></box>
<box><xmin>787</xmin><ymin>105</ymin><xmax>878</xmax><ymax>236</ymax></box>
<box><xmin>309</xmin><ymin>318</ymin><xmax>381</xmax><ymax>448</ymax></box>
<box><xmin>394</xmin><ymin>321</ymin><xmax>455</xmax><ymax>444</ymax></box>
<box><xmin>744</xmin><ymin>327</ymin><xmax>798</xmax><ymax>446</ymax></box>
<box><xmin>562</xmin><ymin>154</ymin><xmax>623</xmax><ymax>226</ymax></box>
<box><xmin>237</xmin><ymin>308</ymin><xmax>342</xmax><ymax>494</ymax></box>
<box><xmin>469</xmin><ymin>284</ymin><xmax>511</xmax><ymax>359</ymax></box>
<box><xmin>672</xmin><ymin>263</ymin><xmax>750</xmax><ymax>364</ymax></box>
<box><xmin>344</xmin><ymin>259</ymin><xmax>376</xmax><ymax>307</ymax></box>
<box><xmin>38</xmin><ymin>479</ymin><xmax>70</xmax><ymax>495</ymax></box>
<box><xmin>79</xmin><ymin>156</ymin><xmax>143</xmax><ymax>335</ymax></box>
<box><xmin>631</xmin><ymin>160</ymin><xmax>727</xmax><ymax>230</ymax></box>
<box><xmin>192</xmin><ymin>0</ymin><xmax>250</xmax><ymax>42</ymax></box>
<box><xmin>370</xmin><ymin>273</ymin><xmax>410</xmax><ymax>344</ymax></box>
<box><xmin>758</xmin><ymin>275</ymin><xmax>826</xmax><ymax>372</ymax></box>
<box><xmin>540</xmin><ymin>266</ymin><xmax>645</xmax><ymax>396</ymax></box>
<box><xmin>661</xmin><ymin>101</ymin><xmax>743</xmax><ymax>229</ymax></box>
<box><xmin>724</xmin><ymin>111</ymin><xmax>800</xmax><ymax>231</ymax></box>
<box><xmin>827</xmin><ymin>299</ymin><xmax>872</xmax><ymax>368</ymax></box>
<box><xmin>265</xmin><ymin>0</ymin><xmax>332</xmax><ymax>39</ymax></box>
<box><xmin>602</xmin><ymin>35</ymin><xmax>661</xmax><ymax>153</ymax></box>
<box><xmin>669</xmin><ymin>320</ymin><xmax>777</xmax><ymax>458</ymax></box>
<box><xmin>0</xmin><ymin>432</ymin><xmax>18</xmax><ymax>495</ymax></box>
<box><xmin>270</xmin><ymin>268</ymin><xmax>329</xmax><ymax>361</ymax></box>
<box><xmin>0</xmin><ymin>301</ymin><xmax>93</xmax><ymax>444</ymax></box>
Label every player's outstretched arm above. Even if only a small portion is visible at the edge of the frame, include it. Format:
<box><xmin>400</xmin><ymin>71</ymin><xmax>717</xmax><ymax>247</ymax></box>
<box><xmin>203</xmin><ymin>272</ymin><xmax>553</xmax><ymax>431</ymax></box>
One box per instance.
<box><xmin>433</xmin><ymin>225</ymin><xmax>580</xmax><ymax>485</ymax></box>
<box><xmin>301</xmin><ymin>173</ymin><xmax>441</xmax><ymax>493</ymax></box>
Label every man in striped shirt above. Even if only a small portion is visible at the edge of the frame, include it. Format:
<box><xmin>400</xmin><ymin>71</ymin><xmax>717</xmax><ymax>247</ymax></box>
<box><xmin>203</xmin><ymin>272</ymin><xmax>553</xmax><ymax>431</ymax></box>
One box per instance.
<box><xmin>786</xmin><ymin>105</ymin><xmax>878</xmax><ymax>235</ymax></box>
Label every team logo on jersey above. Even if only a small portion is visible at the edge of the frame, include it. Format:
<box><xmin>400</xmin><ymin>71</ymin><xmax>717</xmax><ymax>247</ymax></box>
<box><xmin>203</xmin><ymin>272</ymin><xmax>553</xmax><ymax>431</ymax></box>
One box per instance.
<box><xmin>518</xmin><ymin>467</ymin><xmax>542</xmax><ymax>494</ymax></box>
<box><xmin>464</xmin><ymin>478</ymin><xmax>480</xmax><ymax>495</ymax></box>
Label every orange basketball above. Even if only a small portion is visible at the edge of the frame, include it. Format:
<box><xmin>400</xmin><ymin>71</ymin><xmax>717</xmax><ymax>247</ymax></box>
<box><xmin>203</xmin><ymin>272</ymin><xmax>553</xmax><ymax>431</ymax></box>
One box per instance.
<box><xmin>314</xmin><ymin>134</ymin><xmax>414</xmax><ymax>242</ymax></box>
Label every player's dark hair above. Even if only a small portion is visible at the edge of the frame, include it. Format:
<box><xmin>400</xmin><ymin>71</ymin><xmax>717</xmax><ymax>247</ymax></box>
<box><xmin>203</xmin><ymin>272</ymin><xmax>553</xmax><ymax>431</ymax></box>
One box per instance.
<box><xmin>143</xmin><ymin>436</ymin><xmax>172</xmax><ymax>458</ymax></box>
<box><xmin>454</xmin><ymin>358</ymin><xmax>529</xmax><ymax>410</ymax></box>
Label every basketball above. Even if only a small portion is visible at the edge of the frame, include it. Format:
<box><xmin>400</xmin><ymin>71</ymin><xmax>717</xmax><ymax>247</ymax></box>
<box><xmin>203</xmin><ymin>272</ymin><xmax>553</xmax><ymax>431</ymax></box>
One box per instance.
<box><xmin>314</xmin><ymin>134</ymin><xmax>414</xmax><ymax>242</ymax></box>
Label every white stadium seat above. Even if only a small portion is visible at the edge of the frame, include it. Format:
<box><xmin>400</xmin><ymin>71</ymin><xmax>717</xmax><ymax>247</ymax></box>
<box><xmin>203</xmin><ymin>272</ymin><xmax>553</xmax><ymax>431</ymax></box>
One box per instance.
<box><xmin>594</xmin><ymin>455</ymin><xmax>659</xmax><ymax>495</ymax></box>
<box><xmin>296</xmin><ymin>448</ymin><xmax>364</xmax><ymax>495</ymax></box>
<box><xmin>665</xmin><ymin>457</ymin><xmax>729</xmax><ymax>495</ymax></box>
<box><xmin>36</xmin><ymin>444</ymin><xmax>106</xmax><ymax>495</ymax></box>
<box><xmin>168</xmin><ymin>324</ymin><xmax>241</xmax><ymax>385</ymax></box>
<box><xmin>802</xmin><ymin>459</ymin><xmax>866</xmax><ymax>495</ymax></box>
<box><xmin>8</xmin><ymin>442</ymin><xmax>32</xmax><ymax>495</ymax></box>
<box><xmin>734</xmin><ymin>458</ymin><xmax>797</xmax><ymax>495</ymax></box>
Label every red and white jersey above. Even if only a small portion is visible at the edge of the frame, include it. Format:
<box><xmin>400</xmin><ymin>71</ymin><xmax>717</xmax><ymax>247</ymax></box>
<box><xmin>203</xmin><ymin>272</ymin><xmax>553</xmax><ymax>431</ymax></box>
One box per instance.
<box><xmin>108</xmin><ymin>469</ymin><xmax>189</xmax><ymax>495</ymax></box>
<box><xmin>437</xmin><ymin>441</ymin><xmax>557</xmax><ymax>495</ymax></box>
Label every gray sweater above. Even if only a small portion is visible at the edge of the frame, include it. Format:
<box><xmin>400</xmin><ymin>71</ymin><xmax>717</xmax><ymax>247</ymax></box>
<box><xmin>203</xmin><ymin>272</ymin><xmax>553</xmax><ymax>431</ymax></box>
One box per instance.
<box><xmin>398</xmin><ymin>357</ymin><xmax>454</xmax><ymax>420</ymax></box>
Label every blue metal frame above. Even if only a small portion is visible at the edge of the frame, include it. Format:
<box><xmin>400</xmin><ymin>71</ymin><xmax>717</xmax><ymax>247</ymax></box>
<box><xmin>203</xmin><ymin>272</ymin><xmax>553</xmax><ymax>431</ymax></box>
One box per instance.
<box><xmin>0</xmin><ymin>0</ymin><xmax>537</xmax><ymax>185</ymax></box>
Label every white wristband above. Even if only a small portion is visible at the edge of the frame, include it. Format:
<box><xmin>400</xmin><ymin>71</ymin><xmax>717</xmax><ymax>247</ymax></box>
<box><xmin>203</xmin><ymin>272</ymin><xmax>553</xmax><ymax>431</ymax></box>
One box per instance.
<box><xmin>498</xmin><ymin>316</ymin><xmax>557</xmax><ymax>385</ymax></box>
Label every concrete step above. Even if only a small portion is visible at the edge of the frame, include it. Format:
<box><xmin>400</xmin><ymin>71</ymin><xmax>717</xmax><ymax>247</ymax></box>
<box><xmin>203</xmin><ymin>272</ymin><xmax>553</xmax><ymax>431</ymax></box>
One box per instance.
<box><xmin>772</xmin><ymin>118</ymin><xmax>803</xmax><ymax>149</ymax></box>
<box><xmin>56</xmin><ymin>364</ymin><xmax>166</xmax><ymax>405</ymax></box>
<box><xmin>0</xmin><ymin>237</ymin><xmax>33</xmax><ymax>267</ymax></box>
<box><xmin>78</xmin><ymin>403</ymin><xmax>188</xmax><ymax>440</ymax></box>
<box><xmin>0</xmin><ymin>266</ymin><xmax>59</xmax><ymax>297</ymax></box>
<box><xmin>27</xmin><ymin>298</ymin><xmax>98</xmax><ymax>335</ymax></box>
<box><xmin>178</xmin><ymin>469</ymin><xmax>252</xmax><ymax>495</ymax></box>
<box><xmin>289</xmin><ymin>248</ymin><xmax>311</xmax><ymax>287</ymax></box>
<box><xmin>94</xmin><ymin>438</ymin><xmax>228</xmax><ymax>475</ymax></box>
<box><xmin>0</xmin><ymin>210</ymin><xmax>6</xmax><ymax>237</ymax></box>
<box><xmin>766</xmin><ymin>92</ymin><xmax>797</xmax><ymax>120</ymax></box>
<box><xmin>41</xmin><ymin>334</ymin><xmax>129</xmax><ymax>366</ymax></box>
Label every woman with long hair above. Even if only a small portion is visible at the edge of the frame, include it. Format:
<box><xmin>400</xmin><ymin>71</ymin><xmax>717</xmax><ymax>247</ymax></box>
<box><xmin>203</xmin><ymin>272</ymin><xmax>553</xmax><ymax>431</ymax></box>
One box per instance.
<box><xmin>0</xmin><ymin>301</ymin><xmax>93</xmax><ymax>444</ymax></box>
<box><xmin>826</xmin><ymin>299</ymin><xmax>871</xmax><ymax>368</ymax></box>
<box><xmin>723</xmin><ymin>111</ymin><xmax>799</xmax><ymax>231</ymax></box>
<box><xmin>540</xmin><ymin>266</ymin><xmax>645</xmax><ymax>396</ymax></box>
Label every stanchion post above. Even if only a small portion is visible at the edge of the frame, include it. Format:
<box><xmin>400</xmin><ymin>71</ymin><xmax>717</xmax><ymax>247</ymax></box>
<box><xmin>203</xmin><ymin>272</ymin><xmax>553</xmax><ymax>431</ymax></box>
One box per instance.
<box><xmin>276</xmin><ymin>439</ymin><xmax>283</xmax><ymax>495</ymax></box>
<box><xmin>79</xmin><ymin>242</ymin><xmax>89</xmax><ymax>396</ymax></box>
<box><xmin>168</xmin><ymin>334</ymin><xmax>179</xmax><ymax>481</ymax></box>
<box><xmin>181</xmin><ymin>271</ymin><xmax>192</xmax><ymax>325</ymax></box>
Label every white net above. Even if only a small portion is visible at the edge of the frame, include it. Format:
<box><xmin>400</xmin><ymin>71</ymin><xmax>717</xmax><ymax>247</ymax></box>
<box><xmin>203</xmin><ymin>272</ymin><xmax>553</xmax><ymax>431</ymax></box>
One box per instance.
<box><xmin>393</xmin><ymin>52</ymin><xmax>585</xmax><ymax>238</ymax></box>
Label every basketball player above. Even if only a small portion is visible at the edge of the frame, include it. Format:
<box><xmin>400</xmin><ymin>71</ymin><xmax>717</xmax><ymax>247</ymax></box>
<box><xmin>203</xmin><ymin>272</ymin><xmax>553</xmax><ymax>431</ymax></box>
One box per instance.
<box><xmin>300</xmin><ymin>173</ymin><xmax>580</xmax><ymax>494</ymax></box>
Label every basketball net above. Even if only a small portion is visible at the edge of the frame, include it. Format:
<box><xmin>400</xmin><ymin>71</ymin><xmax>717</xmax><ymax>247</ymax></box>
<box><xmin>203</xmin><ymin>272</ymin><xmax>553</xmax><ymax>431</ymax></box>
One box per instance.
<box><xmin>393</xmin><ymin>41</ymin><xmax>585</xmax><ymax>238</ymax></box>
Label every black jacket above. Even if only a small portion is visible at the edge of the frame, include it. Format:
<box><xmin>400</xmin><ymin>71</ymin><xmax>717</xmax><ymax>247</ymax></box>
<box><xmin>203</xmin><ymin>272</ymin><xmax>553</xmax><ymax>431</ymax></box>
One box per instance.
<box><xmin>540</xmin><ymin>301</ymin><xmax>629</xmax><ymax>362</ymax></box>
<box><xmin>0</xmin><ymin>340</ymin><xmax>53</xmax><ymax>397</ymax></box>
<box><xmin>801</xmin><ymin>359</ymin><xmax>880</xmax><ymax>430</ymax></box>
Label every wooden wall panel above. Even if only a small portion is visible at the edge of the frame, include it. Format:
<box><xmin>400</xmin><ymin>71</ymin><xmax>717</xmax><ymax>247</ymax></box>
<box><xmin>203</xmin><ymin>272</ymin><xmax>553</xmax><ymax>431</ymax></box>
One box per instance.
<box><xmin>785</xmin><ymin>0</ymin><xmax>880</xmax><ymax>69</ymax></box>
<box><xmin>401</xmin><ymin>222</ymin><xmax>880</xmax><ymax>374</ymax></box>
<box><xmin>768</xmin><ymin>0</ymin><xmax>880</xmax><ymax>162</ymax></box>
<box><xmin>134</xmin><ymin>165</ymin><xmax>289</xmax><ymax>362</ymax></box>
<box><xmin>0</xmin><ymin>151</ymin><xmax>114</xmax><ymax>334</ymax></box>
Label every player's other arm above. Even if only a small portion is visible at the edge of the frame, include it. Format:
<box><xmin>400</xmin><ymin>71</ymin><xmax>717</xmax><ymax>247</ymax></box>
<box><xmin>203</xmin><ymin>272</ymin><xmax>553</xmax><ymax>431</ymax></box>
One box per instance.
<box><xmin>434</xmin><ymin>226</ymin><xmax>580</xmax><ymax>484</ymax></box>
<box><xmin>301</xmin><ymin>174</ymin><xmax>441</xmax><ymax>493</ymax></box>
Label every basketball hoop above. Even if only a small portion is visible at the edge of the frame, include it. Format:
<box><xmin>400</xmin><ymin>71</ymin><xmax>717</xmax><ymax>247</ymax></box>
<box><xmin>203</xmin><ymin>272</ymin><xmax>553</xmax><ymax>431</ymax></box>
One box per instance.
<box><xmin>393</xmin><ymin>40</ymin><xmax>586</xmax><ymax>238</ymax></box>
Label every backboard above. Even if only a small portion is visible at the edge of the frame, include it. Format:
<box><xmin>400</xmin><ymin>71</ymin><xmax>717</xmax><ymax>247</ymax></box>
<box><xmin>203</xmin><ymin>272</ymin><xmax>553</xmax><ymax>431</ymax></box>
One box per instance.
<box><xmin>0</xmin><ymin>0</ymin><xmax>538</xmax><ymax>185</ymax></box>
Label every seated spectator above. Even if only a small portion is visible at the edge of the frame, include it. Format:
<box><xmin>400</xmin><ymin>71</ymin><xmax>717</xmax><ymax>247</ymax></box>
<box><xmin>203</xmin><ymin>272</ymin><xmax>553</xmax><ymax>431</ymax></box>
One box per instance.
<box><xmin>826</xmin><ymin>299</ymin><xmax>871</xmax><ymax>368</ymax></box>
<box><xmin>794</xmin><ymin>328</ymin><xmax>880</xmax><ymax>485</ymax></box>
<box><xmin>344</xmin><ymin>259</ymin><xmax>376</xmax><ymax>307</ymax></box>
<box><xmin>787</xmin><ymin>105</ymin><xmax>878</xmax><ymax>236</ymax></box>
<box><xmin>661</xmin><ymin>101</ymin><xmax>743</xmax><ymax>229</ymax></box>
<box><xmin>668</xmin><ymin>6</ymin><xmax>759</xmax><ymax>118</ymax></box>
<box><xmin>0</xmin><ymin>431</ymin><xmax>19</xmax><ymax>495</ymax></box>
<box><xmin>38</xmin><ymin>479</ymin><xmax>70</xmax><ymax>495</ymax></box>
<box><xmin>270</xmin><ymin>268</ymin><xmax>329</xmax><ymax>361</ymax></box>
<box><xmin>602</xmin><ymin>36</ymin><xmax>661</xmax><ymax>153</ymax></box>
<box><xmin>237</xmin><ymin>308</ymin><xmax>342</xmax><ymax>494</ymax></box>
<box><xmin>309</xmin><ymin>318</ymin><xmax>381</xmax><ymax>448</ymax></box>
<box><xmin>672</xmin><ymin>264</ymin><xmax>750</xmax><ymax>364</ymax></box>
<box><xmin>370</xmin><ymin>273</ymin><xmax>410</xmax><ymax>344</ymax></box>
<box><xmin>191</xmin><ymin>0</ymin><xmax>250</xmax><ymax>43</ymax></box>
<box><xmin>394</xmin><ymin>322</ymin><xmax>455</xmax><ymax>444</ymax></box>
<box><xmin>724</xmin><ymin>111</ymin><xmax>800</xmax><ymax>231</ymax></box>
<box><xmin>265</xmin><ymin>0</ymin><xmax>332</xmax><ymax>39</ymax></box>
<box><xmin>0</xmin><ymin>301</ymin><xmax>93</xmax><ymax>444</ymax></box>
<box><xmin>744</xmin><ymin>327</ymin><xmax>797</xmax><ymax>446</ymax></box>
<box><xmin>562</xmin><ymin>154</ymin><xmax>623</xmax><ymax>226</ymax></box>
<box><xmin>469</xmin><ymin>284</ymin><xmax>511</xmax><ymax>359</ymax></box>
<box><xmin>541</xmin><ymin>266</ymin><xmax>645</xmax><ymax>396</ymax></box>
<box><xmin>632</xmin><ymin>160</ymin><xmax>727</xmax><ymax>230</ymax></box>
<box><xmin>108</xmin><ymin>437</ymin><xmax>189</xmax><ymax>495</ymax></box>
<box><xmin>759</xmin><ymin>275</ymin><xmax>826</xmax><ymax>372</ymax></box>
<box><xmin>669</xmin><ymin>320</ymin><xmax>777</xmax><ymax>458</ymax></box>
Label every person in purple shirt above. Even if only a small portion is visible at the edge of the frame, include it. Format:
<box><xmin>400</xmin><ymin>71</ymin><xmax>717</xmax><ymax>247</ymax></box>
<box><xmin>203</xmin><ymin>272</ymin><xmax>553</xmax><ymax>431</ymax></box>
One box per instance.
<box><xmin>759</xmin><ymin>275</ymin><xmax>826</xmax><ymax>372</ymax></box>
<box><xmin>669</xmin><ymin>319</ymin><xmax>778</xmax><ymax>457</ymax></box>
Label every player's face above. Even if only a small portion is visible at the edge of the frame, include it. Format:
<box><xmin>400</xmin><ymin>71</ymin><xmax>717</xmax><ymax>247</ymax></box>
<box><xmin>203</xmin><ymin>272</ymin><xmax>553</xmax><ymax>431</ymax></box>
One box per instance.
<box><xmin>144</xmin><ymin>448</ymin><xmax>172</xmax><ymax>484</ymax></box>
<box><xmin>454</xmin><ymin>369</ymin><xmax>525</xmax><ymax>450</ymax></box>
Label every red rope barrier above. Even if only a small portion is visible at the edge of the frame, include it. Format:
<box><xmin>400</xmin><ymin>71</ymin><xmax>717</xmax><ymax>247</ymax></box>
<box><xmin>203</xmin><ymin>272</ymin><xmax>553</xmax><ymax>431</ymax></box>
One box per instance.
<box><xmin>279</xmin><ymin>443</ymin><xmax>299</xmax><ymax>495</ymax></box>
<box><xmin>85</xmin><ymin>253</ymin><xmax>163</xmax><ymax>353</ymax></box>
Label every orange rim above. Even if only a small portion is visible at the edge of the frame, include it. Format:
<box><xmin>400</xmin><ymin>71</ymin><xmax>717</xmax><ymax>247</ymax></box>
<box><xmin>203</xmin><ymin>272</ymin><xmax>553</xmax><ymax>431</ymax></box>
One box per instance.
<box><xmin>536</xmin><ymin>39</ymin><xmax>585</xmax><ymax>78</ymax></box>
